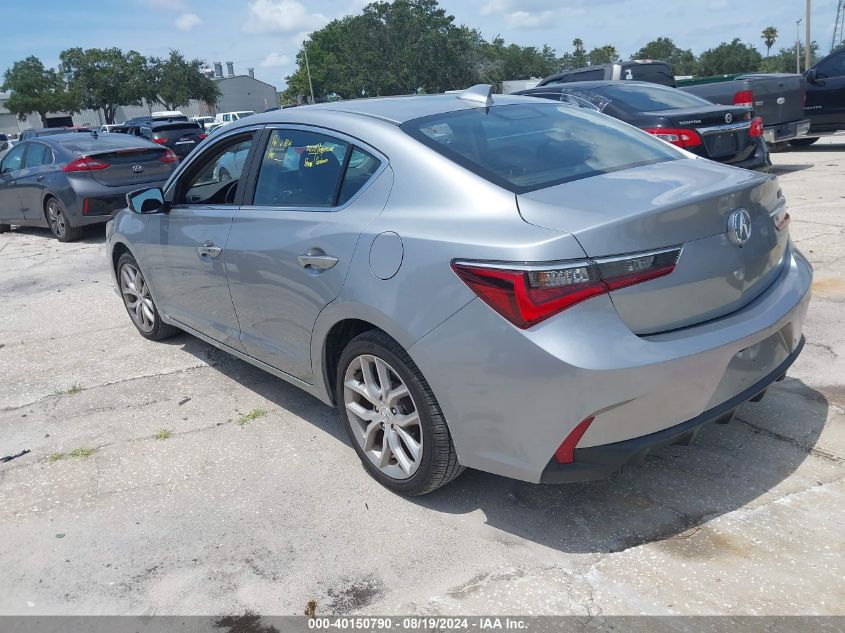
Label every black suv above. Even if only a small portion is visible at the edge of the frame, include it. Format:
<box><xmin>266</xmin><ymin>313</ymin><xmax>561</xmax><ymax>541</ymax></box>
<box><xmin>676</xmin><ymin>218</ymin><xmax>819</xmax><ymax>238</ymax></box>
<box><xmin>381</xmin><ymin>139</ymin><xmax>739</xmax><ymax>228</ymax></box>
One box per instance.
<box><xmin>137</xmin><ymin>121</ymin><xmax>206</xmax><ymax>158</ymax></box>
<box><xmin>795</xmin><ymin>47</ymin><xmax>845</xmax><ymax>146</ymax></box>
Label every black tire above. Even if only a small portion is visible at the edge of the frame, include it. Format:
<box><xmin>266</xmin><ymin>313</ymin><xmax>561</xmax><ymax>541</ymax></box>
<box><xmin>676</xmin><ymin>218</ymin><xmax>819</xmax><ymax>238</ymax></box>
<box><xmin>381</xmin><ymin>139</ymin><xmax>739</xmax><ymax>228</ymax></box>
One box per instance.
<box><xmin>0</xmin><ymin>223</ymin><xmax>10</xmax><ymax>234</ymax></box>
<box><xmin>45</xmin><ymin>197</ymin><xmax>83</xmax><ymax>242</ymax></box>
<box><xmin>789</xmin><ymin>137</ymin><xmax>820</xmax><ymax>147</ymax></box>
<box><xmin>336</xmin><ymin>330</ymin><xmax>464</xmax><ymax>495</ymax></box>
<box><xmin>116</xmin><ymin>252</ymin><xmax>179</xmax><ymax>341</ymax></box>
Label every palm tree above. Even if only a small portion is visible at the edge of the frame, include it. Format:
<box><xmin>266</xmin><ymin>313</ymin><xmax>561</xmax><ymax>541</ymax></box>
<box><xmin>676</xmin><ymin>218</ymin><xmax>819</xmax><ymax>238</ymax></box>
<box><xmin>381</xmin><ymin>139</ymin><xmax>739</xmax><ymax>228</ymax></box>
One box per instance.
<box><xmin>761</xmin><ymin>26</ymin><xmax>778</xmax><ymax>57</ymax></box>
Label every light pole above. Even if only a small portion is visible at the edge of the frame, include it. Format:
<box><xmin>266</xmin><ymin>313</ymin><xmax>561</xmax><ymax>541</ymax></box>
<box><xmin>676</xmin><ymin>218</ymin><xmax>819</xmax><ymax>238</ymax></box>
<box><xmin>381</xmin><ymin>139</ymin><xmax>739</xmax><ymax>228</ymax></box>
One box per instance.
<box><xmin>303</xmin><ymin>40</ymin><xmax>316</xmax><ymax>105</ymax></box>
<box><xmin>805</xmin><ymin>0</ymin><xmax>812</xmax><ymax>72</ymax></box>
<box><xmin>796</xmin><ymin>17</ymin><xmax>803</xmax><ymax>73</ymax></box>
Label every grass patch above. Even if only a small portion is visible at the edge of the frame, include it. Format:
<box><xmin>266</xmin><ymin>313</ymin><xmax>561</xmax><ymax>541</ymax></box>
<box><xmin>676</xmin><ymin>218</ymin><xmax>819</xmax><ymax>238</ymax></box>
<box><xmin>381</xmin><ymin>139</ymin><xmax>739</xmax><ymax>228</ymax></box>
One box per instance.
<box><xmin>48</xmin><ymin>452</ymin><xmax>65</xmax><ymax>463</ymax></box>
<box><xmin>154</xmin><ymin>428</ymin><xmax>172</xmax><ymax>441</ymax></box>
<box><xmin>54</xmin><ymin>384</ymin><xmax>83</xmax><ymax>396</ymax></box>
<box><xmin>237</xmin><ymin>408</ymin><xmax>267</xmax><ymax>427</ymax></box>
<box><xmin>68</xmin><ymin>447</ymin><xmax>96</xmax><ymax>459</ymax></box>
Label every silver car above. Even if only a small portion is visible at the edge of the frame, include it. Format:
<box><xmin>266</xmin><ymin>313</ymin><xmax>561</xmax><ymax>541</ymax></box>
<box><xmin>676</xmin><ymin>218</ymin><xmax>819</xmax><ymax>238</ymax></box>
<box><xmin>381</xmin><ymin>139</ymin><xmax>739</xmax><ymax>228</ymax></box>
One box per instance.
<box><xmin>106</xmin><ymin>87</ymin><xmax>812</xmax><ymax>495</ymax></box>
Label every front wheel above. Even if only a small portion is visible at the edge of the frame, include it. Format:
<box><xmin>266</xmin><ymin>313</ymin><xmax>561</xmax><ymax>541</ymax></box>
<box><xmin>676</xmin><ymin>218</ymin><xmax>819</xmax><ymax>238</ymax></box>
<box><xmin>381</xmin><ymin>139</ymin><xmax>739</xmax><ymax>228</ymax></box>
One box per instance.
<box><xmin>789</xmin><ymin>137</ymin><xmax>820</xmax><ymax>147</ymax></box>
<box><xmin>336</xmin><ymin>330</ymin><xmax>464</xmax><ymax>495</ymax></box>
<box><xmin>117</xmin><ymin>253</ymin><xmax>179</xmax><ymax>341</ymax></box>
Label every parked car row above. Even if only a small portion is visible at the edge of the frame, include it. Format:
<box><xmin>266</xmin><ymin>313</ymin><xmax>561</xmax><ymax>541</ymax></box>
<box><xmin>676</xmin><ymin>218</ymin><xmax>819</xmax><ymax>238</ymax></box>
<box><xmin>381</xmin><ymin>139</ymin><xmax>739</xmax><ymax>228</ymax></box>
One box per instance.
<box><xmin>95</xmin><ymin>88</ymin><xmax>811</xmax><ymax>495</ymax></box>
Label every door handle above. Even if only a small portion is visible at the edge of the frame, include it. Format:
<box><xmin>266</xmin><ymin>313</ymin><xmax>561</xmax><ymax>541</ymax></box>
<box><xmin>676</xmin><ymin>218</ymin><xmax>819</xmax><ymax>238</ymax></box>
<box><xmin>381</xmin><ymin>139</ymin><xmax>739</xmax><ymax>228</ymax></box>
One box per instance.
<box><xmin>197</xmin><ymin>241</ymin><xmax>222</xmax><ymax>258</ymax></box>
<box><xmin>298</xmin><ymin>250</ymin><xmax>338</xmax><ymax>271</ymax></box>
<box><xmin>36</xmin><ymin>175</ymin><xmax>45</xmax><ymax>182</ymax></box>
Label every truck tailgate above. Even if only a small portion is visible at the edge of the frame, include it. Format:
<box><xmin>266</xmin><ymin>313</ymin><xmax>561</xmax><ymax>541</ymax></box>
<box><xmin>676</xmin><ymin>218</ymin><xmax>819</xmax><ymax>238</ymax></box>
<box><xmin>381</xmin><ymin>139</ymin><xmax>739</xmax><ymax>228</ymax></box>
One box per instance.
<box><xmin>736</xmin><ymin>73</ymin><xmax>805</xmax><ymax>127</ymax></box>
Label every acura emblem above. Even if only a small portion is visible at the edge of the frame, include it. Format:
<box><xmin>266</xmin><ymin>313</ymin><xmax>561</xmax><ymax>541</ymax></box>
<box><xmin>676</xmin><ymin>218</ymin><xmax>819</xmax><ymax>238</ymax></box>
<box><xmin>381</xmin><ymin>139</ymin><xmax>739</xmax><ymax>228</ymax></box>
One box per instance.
<box><xmin>728</xmin><ymin>208</ymin><xmax>752</xmax><ymax>247</ymax></box>
<box><xmin>725</xmin><ymin>112</ymin><xmax>733</xmax><ymax>124</ymax></box>
<box><xmin>132</xmin><ymin>164</ymin><xmax>144</xmax><ymax>173</ymax></box>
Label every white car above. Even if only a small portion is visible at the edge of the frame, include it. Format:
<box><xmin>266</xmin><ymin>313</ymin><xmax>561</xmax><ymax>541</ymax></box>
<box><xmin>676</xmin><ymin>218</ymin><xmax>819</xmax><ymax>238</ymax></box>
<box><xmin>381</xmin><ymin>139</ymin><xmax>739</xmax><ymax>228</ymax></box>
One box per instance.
<box><xmin>214</xmin><ymin>111</ymin><xmax>255</xmax><ymax>125</ymax></box>
<box><xmin>190</xmin><ymin>116</ymin><xmax>215</xmax><ymax>131</ymax></box>
<box><xmin>99</xmin><ymin>124</ymin><xmax>124</xmax><ymax>133</ymax></box>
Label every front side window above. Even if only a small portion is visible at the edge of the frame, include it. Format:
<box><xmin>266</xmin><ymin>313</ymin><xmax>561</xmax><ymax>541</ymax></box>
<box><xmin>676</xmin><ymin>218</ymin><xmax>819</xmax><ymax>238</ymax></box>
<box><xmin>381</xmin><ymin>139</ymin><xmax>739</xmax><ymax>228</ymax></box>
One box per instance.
<box><xmin>403</xmin><ymin>103</ymin><xmax>680</xmax><ymax>193</ymax></box>
<box><xmin>1</xmin><ymin>144</ymin><xmax>26</xmax><ymax>173</ymax></box>
<box><xmin>816</xmin><ymin>51</ymin><xmax>845</xmax><ymax>78</ymax></box>
<box><xmin>24</xmin><ymin>143</ymin><xmax>51</xmax><ymax>168</ymax></box>
<box><xmin>176</xmin><ymin>134</ymin><xmax>254</xmax><ymax>205</ymax></box>
<box><xmin>252</xmin><ymin>130</ymin><xmax>349</xmax><ymax>207</ymax></box>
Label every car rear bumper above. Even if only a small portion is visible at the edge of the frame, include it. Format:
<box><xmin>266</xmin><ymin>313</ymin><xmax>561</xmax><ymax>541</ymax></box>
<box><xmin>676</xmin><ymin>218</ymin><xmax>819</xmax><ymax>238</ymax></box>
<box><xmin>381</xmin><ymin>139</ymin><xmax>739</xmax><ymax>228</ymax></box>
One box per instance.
<box><xmin>64</xmin><ymin>179</ymin><xmax>168</xmax><ymax>226</ymax></box>
<box><xmin>763</xmin><ymin>119</ymin><xmax>812</xmax><ymax>143</ymax></box>
<box><xmin>409</xmin><ymin>246</ymin><xmax>813</xmax><ymax>484</ymax></box>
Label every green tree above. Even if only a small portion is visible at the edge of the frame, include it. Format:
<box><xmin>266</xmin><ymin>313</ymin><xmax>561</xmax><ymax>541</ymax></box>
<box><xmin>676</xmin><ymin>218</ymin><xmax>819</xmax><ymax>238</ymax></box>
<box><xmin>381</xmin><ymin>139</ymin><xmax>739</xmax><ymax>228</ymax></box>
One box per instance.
<box><xmin>760</xmin><ymin>41</ymin><xmax>820</xmax><ymax>73</ymax></box>
<box><xmin>761</xmin><ymin>26</ymin><xmax>778</xmax><ymax>58</ymax></box>
<box><xmin>150</xmin><ymin>50</ymin><xmax>220</xmax><ymax>110</ymax></box>
<box><xmin>477</xmin><ymin>36</ymin><xmax>558</xmax><ymax>85</ymax></box>
<box><xmin>59</xmin><ymin>48</ymin><xmax>154</xmax><ymax>124</ymax></box>
<box><xmin>697</xmin><ymin>38</ymin><xmax>763</xmax><ymax>75</ymax></box>
<box><xmin>588</xmin><ymin>45</ymin><xmax>619</xmax><ymax>66</ymax></box>
<box><xmin>284</xmin><ymin>0</ymin><xmax>482</xmax><ymax>100</ymax></box>
<box><xmin>631</xmin><ymin>37</ymin><xmax>697</xmax><ymax>75</ymax></box>
<box><xmin>1</xmin><ymin>56</ymin><xmax>79</xmax><ymax>126</ymax></box>
<box><xmin>571</xmin><ymin>38</ymin><xmax>588</xmax><ymax>68</ymax></box>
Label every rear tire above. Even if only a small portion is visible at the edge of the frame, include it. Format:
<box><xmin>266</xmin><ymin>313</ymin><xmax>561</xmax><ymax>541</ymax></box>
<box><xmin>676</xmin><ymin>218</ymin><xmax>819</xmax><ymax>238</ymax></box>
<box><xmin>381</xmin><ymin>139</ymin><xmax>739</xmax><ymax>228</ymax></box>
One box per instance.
<box><xmin>116</xmin><ymin>253</ymin><xmax>179</xmax><ymax>341</ymax></box>
<box><xmin>45</xmin><ymin>197</ymin><xmax>83</xmax><ymax>242</ymax></box>
<box><xmin>0</xmin><ymin>223</ymin><xmax>10</xmax><ymax>234</ymax></box>
<box><xmin>336</xmin><ymin>330</ymin><xmax>464</xmax><ymax>495</ymax></box>
<box><xmin>789</xmin><ymin>137</ymin><xmax>820</xmax><ymax>147</ymax></box>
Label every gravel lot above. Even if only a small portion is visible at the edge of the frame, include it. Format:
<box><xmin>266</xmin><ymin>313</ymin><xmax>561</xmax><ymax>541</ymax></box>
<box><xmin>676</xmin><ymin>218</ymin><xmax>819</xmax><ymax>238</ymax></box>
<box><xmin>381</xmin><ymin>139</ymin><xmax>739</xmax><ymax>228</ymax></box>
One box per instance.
<box><xmin>0</xmin><ymin>140</ymin><xmax>843</xmax><ymax>617</ymax></box>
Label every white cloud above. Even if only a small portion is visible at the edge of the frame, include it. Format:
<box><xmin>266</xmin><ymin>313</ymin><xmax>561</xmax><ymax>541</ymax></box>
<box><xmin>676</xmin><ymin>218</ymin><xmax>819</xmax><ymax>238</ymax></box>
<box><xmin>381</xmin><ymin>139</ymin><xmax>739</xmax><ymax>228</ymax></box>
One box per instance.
<box><xmin>175</xmin><ymin>12</ymin><xmax>202</xmax><ymax>31</ymax></box>
<box><xmin>244</xmin><ymin>0</ymin><xmax>328</xmax><ymax>34</ymax></box>
<box><xmin>480</xmin><ymin>0</ymin><xmax>513</xmax><ymax>15</ymax></box>
<box><xmin>260</xmin><ymin>52</ymin><xmax>291</xmax><ymax>67</ymax></box>
<box><xmin>505</xmin><ymin>10</ymin><xmax>556</xmax><ymax>29</ymax></box>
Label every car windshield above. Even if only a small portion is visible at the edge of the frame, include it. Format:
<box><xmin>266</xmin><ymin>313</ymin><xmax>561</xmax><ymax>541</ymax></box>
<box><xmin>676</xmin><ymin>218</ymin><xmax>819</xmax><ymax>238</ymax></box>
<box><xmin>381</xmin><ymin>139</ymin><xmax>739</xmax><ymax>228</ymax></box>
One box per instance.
<box><xmin>592</xmin><ymin>83</ymin><xmax>712</xmax><ymax>113</ymax></box>
<box><xmin>402</xmin><ymin>103</ymin><xmax>680</xmax><ymax>193</ymax></box>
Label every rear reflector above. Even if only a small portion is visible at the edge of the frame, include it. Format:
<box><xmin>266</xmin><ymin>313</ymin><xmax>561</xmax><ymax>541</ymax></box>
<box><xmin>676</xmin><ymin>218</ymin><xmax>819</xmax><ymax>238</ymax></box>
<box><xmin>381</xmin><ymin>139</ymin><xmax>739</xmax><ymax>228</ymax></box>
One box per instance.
<box><xmin>642</xmin><ymin>127</ymin><xmax>702</xmax><ymax>149</ymax></box>
<box><xmin>63</xmin><ymin>157</ymin><xmax>109</xmax><ymax>172</ymax></box>
<box><xmin>749</xmin><ymin>116</ymin><xmax>764</xmax><ymax>138</ymax></box>
<box><xmin>82</xmin><ymin>199</ymin><xmax>89</xmax><ymax>215</ymax></box>
<box><xmin>733</xmin><ymin>89</ymin><xmax>753</xmax><ymax>108</ymax></box>
<box><xmin>160</xmin><ymin>149</ymin><xmax>178</xmax><ymax>163</ymax></box>
<box><xmin>554</xmin><ymin>416</ymin><xmax>595</xmax><ymax>464</ymax></box>
<box><xmin>452</xmin><ymin>247</ymin><xmax>681</xmax><ymax>329</ymax></box>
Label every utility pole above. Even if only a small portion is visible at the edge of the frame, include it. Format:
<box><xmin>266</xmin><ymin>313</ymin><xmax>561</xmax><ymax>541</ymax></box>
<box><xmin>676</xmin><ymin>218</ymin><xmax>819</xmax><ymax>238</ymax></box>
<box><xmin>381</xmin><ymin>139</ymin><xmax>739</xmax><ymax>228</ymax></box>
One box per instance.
<box><xmin>796</xmin><ymin>18</ymin><xmax>803</xmax><ymax>73</ymax></box>
<box><xmin>303</xmin><ymin>40</ymin><xmax>315</xmax><ymax>105</ymax></box>
<box><xmin>805</xmin><ymin>0</ymin><xmax>812</xmax><ymax>72</ymax></box>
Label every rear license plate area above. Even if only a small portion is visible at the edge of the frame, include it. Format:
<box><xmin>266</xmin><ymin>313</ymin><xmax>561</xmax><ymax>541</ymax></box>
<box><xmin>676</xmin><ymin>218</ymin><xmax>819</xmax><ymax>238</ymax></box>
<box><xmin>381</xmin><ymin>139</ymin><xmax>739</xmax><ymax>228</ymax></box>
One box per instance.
<box><xmin>709</xmin><ymin>133</ymin><xmax>738</xmax><ymax>156</ymax></box>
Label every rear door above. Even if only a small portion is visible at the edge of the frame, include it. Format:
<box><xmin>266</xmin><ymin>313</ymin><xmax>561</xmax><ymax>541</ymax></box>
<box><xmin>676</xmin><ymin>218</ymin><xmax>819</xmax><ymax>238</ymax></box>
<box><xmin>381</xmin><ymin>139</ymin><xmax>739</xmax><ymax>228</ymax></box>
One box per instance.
<box><xmin>224</xmin><ymin>127</ymin><xmax>391</xmax><ymax>382</ymax></box>
<box><xmin>15</xmin><ymin>141</ymin><xmax>54</xmax><ymax>221</ymax></box>
<box><xmin>0</xmin><ymin>143</ymin><xmax>26</xmax><ymax>222</ymax></box>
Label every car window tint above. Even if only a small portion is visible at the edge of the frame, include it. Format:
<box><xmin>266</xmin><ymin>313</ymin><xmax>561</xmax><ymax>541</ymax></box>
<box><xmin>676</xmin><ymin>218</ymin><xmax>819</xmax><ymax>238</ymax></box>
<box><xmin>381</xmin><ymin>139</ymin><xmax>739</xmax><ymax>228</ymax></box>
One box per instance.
<box><xmin>625</xmin><ymin>64</ymin><xmax>676</xmax><ymax>85</ymax></box>
<box><xmin>338</xmin><ymin>148</ymin><xmax>381</xmax><ymax>205</ymax></box>
<box><xmin>178</xmin><ymin>135</ymin><xmax>254</xmax><ymax>205</ymax></box>
<box><xmin>23</xmin><ymin>143</ymin><xmax>49</xmax><ymax>168</ymax></box>
<box><xmin>591</xmin><ymin>83</ymin><xmax>712</xmax><ymax>113</ymax></box>
<box><xmin>252</xmin><ymin>130</ymin><xmax>348</xmax><ymax>208</ymax></box>
<box><xmin>816</xmin><ymin>51</ymin><xmax>845</xmax><ymax>78</ymax></box>
<box><xmin>574</xmin><ymin>69</ymin><xmax>604</xmax><ymax>80</ymax></box>
<box><xmin>403</xmin><ymin>103</ymin><xmax>679</xmax><ymax>194</ymax></box>
<box><xmin>1</xmin><ymin>144</ymin><xmax>25</xmax><ymax>173</ymax></box>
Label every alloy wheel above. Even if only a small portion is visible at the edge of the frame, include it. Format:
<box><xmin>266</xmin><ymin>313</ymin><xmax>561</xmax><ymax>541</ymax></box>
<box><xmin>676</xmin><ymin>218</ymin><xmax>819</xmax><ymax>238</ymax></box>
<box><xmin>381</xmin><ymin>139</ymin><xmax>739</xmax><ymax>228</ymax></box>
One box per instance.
<box><xmin>120</xmin><ymin>263</ymin><xmax>156</xmax><ymax>333</ymax></box>
<box><xmin>47</xmin><ymin>201</ymin><xmax>65</xmax><ymax>239</ymax></box>
<box><xmin>343</xmin><ymin>354</ymin><xmax>422</xmax><ymax>480</ymax></box>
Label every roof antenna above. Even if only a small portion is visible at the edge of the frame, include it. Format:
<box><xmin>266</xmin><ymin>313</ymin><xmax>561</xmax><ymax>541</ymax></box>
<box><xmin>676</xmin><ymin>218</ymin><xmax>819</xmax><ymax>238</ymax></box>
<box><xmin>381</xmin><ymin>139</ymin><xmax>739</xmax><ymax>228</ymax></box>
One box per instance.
<box><xmin>452</xmin><ymin>84</ymin><xmax>494</xmax><ymax>107</ymax></box>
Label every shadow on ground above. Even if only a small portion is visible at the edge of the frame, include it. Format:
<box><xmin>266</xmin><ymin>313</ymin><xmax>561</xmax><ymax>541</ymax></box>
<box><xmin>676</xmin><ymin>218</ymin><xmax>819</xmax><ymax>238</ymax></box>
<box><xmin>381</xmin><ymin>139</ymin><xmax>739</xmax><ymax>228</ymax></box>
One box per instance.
<box><xmin>769</xmin><ymin>163</ymin><xmax>813</xmax><ymax>175</ymax></box>
<box><xmin>2</xmin><ymin>224</ymin><xmax>107</xmax><ymax>244</ymax></box>
<box><xmin>173</xmin><ymin>331</ymin><xmax>829</xmax><ymax>555</ymax></box>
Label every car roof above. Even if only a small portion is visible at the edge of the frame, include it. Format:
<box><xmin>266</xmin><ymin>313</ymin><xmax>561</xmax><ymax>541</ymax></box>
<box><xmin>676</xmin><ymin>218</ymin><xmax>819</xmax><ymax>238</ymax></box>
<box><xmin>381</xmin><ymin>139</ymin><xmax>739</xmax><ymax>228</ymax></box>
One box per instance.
<box><xmin>226</xmin><ymin>92</ymin><xmax>545</xmax><ymax>127</ymax></box>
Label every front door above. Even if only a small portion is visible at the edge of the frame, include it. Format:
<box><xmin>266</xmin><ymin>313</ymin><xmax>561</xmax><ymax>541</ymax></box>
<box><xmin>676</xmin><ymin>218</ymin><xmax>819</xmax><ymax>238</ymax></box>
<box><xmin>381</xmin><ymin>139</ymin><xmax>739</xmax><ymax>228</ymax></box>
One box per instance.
<box><xmin>224</xmin><ymin>127</ymin><xmax>391</xmax><ymax>382</ymax></box>
<box><xmin>141</xmin><ymin>130</ymin><xmax>261</xmax><ymax>349</ymax></box>
<box><xmin>0</xmin><ymin>144</ymin><xmax>26</xmax><ymax>223</ymax></box>
<box><xmin>806</xmin><ymin>49</ymin><xmax>845</xmax><ymax>131</ymax></box>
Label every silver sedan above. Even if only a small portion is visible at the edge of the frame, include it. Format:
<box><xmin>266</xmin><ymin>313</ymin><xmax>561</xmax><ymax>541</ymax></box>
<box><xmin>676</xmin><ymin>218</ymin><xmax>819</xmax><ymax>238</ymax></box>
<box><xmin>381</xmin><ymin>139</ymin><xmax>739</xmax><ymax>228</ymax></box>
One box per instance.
<box><xmin>106</xmin><ymin>87</ymin><xmax>812</xmax><ymax>495</ymax></box>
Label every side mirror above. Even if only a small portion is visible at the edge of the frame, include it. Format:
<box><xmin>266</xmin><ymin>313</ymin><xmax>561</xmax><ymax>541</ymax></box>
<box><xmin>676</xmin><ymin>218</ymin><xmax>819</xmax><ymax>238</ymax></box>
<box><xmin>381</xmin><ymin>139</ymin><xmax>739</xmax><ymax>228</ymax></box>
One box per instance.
<box><xmin>127</xmin><ymin>187</ymin><xmax>166</xmax><ymax>214</ymax></box>
<box><xmin>805</xmin><ymin>68</ymin><xmax>819</xmax><ymax>84</ymax></box>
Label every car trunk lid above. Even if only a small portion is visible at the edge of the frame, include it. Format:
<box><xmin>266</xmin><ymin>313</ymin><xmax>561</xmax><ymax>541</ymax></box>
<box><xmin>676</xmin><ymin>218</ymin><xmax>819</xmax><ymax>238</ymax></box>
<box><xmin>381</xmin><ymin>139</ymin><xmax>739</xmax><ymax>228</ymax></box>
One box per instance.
<box><xmin>81</xmin><ymin>147</ymin><xmax>174</xmax><ymax>187</ymax></box>
<box><xmin>516</xmin><ymin>158</ymin><xmax>789</xmax><ymax>334</ymax></box>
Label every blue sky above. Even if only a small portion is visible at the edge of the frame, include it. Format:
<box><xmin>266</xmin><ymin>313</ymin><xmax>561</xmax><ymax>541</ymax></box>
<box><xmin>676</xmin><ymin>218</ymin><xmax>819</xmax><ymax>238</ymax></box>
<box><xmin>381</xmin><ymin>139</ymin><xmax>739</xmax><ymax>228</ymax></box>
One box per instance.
<box><xmin>2</xmin><ymin>0</ymin><xmax>840</xmax><ymax>90</ymax></box>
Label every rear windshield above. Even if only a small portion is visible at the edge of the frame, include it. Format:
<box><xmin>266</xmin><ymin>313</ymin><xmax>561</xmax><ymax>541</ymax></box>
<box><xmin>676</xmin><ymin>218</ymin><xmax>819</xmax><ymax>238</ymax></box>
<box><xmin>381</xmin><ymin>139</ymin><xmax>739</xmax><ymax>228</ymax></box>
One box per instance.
<box><xmin>623</xmin><ymin>63</ymin><xmax>676</xmax><ymax>86</ymax></box>
<box><xmin>152</xmin><ymin>122</ymin><xmax>201</xmax><ymax>132</ymax></box>
<box><xmin>401</xmin><ymin>103</ymin><xmax>679</xmax><ymax>193</ymax></box>
<box><xmin>592</xmin><ymin>83</ymin><xmax>711</xmax><ymax>113</ymax></box>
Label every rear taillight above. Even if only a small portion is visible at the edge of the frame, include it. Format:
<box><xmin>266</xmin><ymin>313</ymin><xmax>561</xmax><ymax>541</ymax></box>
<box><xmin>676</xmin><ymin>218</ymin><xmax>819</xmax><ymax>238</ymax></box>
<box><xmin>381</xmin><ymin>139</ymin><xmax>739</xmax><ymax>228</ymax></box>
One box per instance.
<box><xmin>63</xmin><ymin>157</ymin><xmax>109</xmax><ymax>172</ymax></box>
<box><xmin>160</xmin><ymin>149</ymin><xmax>178</xmax><ymax>163</ymax></box>
<box><xmin>643</xmin><ymin>128</ymin><xmax>702</xmax><ymax>149</ymax></box>
<box><xmin>749</xmin><ymin>116</ymin><xmax>764</xmax><ymax>138</ymax></box>
<box><xmin>733</xmin><ymin>89</ymin><xmax>753</xmax><ymax>108</ymax></box>
<box><xmin>152</xmin><ymin>136</ymin><xmax>167</xmax><ymax>144</ymax></box>
<box><xmin>198</xmin><ymin>133</ymin><xmax>208</xmax><ymax>140</ymax></box>
<box><xmin>451</xmin><ymin>247</ymin><xmax>682</xmax><ymax>329</ymax></box>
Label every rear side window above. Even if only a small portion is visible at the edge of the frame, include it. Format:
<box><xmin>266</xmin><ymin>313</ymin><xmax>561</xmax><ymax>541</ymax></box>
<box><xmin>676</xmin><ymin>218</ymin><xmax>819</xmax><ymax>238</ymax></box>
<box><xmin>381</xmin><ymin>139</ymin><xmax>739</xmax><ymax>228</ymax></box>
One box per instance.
<box><xmin>24</xmin><ymin>143</ymin><xmax>51</xmax><ymax>168</ymax></box>
<box><xmin>402</xmin><ymin>103</ymin><xmax>679</xmax><ymax>193</ymax></box>
<box><xmin>338</xmin><ymin>148</ymin><xmax>380</xmax><ymax>205</ymax></box>
<box><xmin>252</xmin><ymin>130</ymin><xmax>352</xmax><ymax>208</ymax></box>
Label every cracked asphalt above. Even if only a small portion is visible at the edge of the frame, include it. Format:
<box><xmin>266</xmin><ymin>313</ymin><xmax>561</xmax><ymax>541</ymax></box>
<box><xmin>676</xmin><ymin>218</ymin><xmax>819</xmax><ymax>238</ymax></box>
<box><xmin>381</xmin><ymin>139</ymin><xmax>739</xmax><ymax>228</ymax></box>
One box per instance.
<box><xmin>0</xmin><ymin>139</ymin><xmax>844</xmax><ymax>616</ymax></box>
